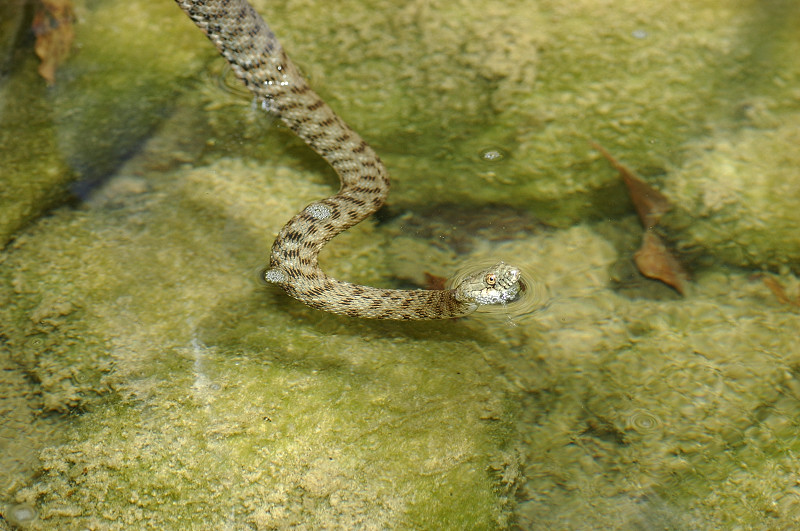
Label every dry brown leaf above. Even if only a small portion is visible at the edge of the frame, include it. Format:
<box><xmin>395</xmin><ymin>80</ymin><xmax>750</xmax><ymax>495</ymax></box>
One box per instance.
<box><xmin>634</xmin><ymin>232</ymin><xmax>690</xmax><ymax>295</ymax></box>
<box><xmin>33</xmin><ymin>0</ymin><xmax>75</xmax><ymax>85</ymax></box>
<box><xmin>592</xmin><ymin>142</ymin><xmax>671</xmax><ymax>229</ymax></box>
<box><xmin>594</xmin><ymin>142</ymin><xmax>689</xmax><ymax>295</ymax></box>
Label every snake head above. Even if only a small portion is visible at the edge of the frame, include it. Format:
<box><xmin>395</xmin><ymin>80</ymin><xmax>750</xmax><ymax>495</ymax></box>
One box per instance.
<box><xmin>453</xmin><ymin>261</ymin><xmax>522</xmax><ymax>307</ymax></box>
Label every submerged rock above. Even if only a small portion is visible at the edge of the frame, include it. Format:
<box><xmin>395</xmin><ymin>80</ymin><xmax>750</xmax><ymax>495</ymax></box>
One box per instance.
<box><xmin>2</xmin><ymin>0</ymin><xmax>800</xmax><ymax>528</ymax></box>
<box><xmin>0</xmin><ymin>0</ymin><xmax>204</xmax><ymax>248</ymax></box>
<box><xmin>662</xmin><ymin>112</ymin><xmax>800</xmax><ymax>271</ymax></box>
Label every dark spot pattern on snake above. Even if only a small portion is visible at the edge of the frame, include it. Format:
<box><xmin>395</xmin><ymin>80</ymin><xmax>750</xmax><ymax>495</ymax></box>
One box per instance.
<box><xmin>175</xmin><ymin>0</ymin><xmax>522</xmax><ymax>320</ymax></box>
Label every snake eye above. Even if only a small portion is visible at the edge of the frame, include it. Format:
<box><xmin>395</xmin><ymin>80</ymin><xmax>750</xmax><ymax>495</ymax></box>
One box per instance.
<box><xmin>485</xmin><ymin>273</ymin><xmax>497</xmax><ymax>286</ymax></box>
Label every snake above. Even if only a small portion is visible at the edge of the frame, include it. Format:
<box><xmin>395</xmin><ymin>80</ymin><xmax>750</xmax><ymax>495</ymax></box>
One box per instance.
<box><xmin>175</xmin><ymin>0</ymin><xmax>523</xmax><ymax>320</ymax></box>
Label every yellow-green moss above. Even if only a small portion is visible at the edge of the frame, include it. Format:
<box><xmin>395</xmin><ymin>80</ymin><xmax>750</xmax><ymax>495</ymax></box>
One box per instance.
<box><xmin>661</xmin><ymin>112</ymin><xmax>800</xmax><ymax>270</ymax></box>
<box><xmin>0</xmin><ymin>0</ymin><xmax>208</xmax><ymax>248</ymax></box>
<box><xmin>49</xmin><ymin>0</ymin><xmax>205</xmax><ymax>183</ymax></box>
<box><xmin>229</xmin><ymin>0</ymin><xmax>799</xmax><ymax>228</ymax></box>
<box><xmin>0</xmin><ymin>50</ymin><xmax>75</xmax><ymax>248</ymax></box>
<box><xmin>1</xmin><ymin>155</ymin><xmax>520</xmax><ymax>527</ymax></box>
<box><xmin>3</xmin><ymin>0</ymin><xmax>800</xmax><ymax>528</ymax></box>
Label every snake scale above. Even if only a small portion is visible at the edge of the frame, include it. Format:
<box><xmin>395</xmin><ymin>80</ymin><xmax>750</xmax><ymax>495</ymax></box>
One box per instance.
<box><xmin>175</xmin><ymin>0</ymin><xmax>523</xmax><ymax>319</ymax></box>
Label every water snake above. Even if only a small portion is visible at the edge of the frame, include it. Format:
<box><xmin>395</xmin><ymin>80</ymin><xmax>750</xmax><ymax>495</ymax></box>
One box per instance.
<box><xmin>175</xmin><ymin>0</ymin><xmax>523</xmax><ymax>320</ymax></box>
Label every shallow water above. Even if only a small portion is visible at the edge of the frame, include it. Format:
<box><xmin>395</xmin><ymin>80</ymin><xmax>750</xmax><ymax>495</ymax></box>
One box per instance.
<box><xmin>2</xmin><ymin>0</ymin><xmax>800</xmax><ymax>529</ymax></box>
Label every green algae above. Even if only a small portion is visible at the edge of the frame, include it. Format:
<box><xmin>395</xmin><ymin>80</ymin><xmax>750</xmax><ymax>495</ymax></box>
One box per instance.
<box><xmin>7</xmin><ymin>149</ymin><xmax>800</xmax><ymax>526</ymax></box>
<box><xmin>465</xmin><ymin>225</ymin><xmax>800</xmax><ymax>528</ymax></box>
<box><xmin>0</xmin><ymin>0</ymin><xmax>205</xmax><ymax>248</ymax></box>
<box><xmin>0</xmin><ymin>49</ymin><xmax>76</xmax><ymax>249</ymax></box>
<box><xmin>178</xmin><ymin>0</ymin><xmax>800</xmax><ymax>274</ymax></box>
<box><xmin>5</xmin><ymin>0</ymin><xmax>799</xmax><ymax>262</ymax></box>
<box><xmin>229</xmin><ymin>0</ymin><xmax>796</xmax><ymax>230</ymax></box>
<box><xmin>49</xmin><ymin>0</ymin><xmax>205</xmax><ymax>184</ymax></box>
<box><xmin>0</xmin><ymin>358</ymin><xmax>68</xmax><ymax>504</ymax></box>
<box><xmin>2</xmin><ymin>0</ymin><xmax>800</xmax><ymax>528</ymax></box>
<box><xmin>652</xmin><ymin>0</ymin><xmax>800</xmax><ymax>271</ymax></box>
<box><xmin>661</xmin><ymin>111</ymin><xmax>800</xmax><ymax>271</ymax></box>
<box><xmin>0</xmin><ymin>1</ymin><xmax>25</xmax><ymax>72</ymax></box>
<box><xmin>16</xmin><ymin>342</ymin><xmax>515</xmax><ymax>528</ymax></box>
<box><xmin>0</xmin><ymin>153</ymin><xmax>521</xmax><ymax>527</ymax></box>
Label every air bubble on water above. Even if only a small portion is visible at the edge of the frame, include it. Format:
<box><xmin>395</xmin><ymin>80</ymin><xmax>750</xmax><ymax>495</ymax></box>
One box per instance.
<box><xmin>478</xmin><ymin>147</ymin><xmax>508</xmax><ymax>163</ymax></box>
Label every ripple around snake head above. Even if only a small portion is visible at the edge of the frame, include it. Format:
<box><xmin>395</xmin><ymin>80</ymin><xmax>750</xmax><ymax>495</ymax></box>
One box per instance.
<box><xmin>447</xmin><ymin>259</ymin><xmax>550</xmax><ymax>322</ymax></box>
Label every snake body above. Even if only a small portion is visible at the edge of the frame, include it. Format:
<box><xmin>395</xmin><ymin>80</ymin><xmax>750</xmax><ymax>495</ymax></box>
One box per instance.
<box><xmin>175</xmin><ymin>0</ymin><xmax>522</xmax><ymax>320</ymax></box>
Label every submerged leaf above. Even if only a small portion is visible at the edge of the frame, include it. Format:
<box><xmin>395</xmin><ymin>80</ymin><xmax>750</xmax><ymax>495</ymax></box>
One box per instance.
<box><xmin>634</xmin><ymin>232</ymin><xmax>689</xmax><ymax>295</ymax></box>
<box><xmin>594</xmin><ymin>143</ymin><xmax>689</xmax><ymax>295</ymax></box>
<box><xmin>33</xmin><ymin>0</ymin><xmax>75</xmax><ymax>85</ymax></box>
<box><xmin>593</xmin><ymin>142</ymin><xmax>671</xmax><ymax>229</ymax></box>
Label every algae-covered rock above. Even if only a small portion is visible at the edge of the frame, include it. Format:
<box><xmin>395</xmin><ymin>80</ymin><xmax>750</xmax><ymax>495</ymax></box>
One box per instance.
<box><xmin>0</xmin><ymin>152</ymin><xmax>521</xmax><ymax>527</ymax></box>
<box><xmin>651</xmin><ymin>0</ymin><xmax>800</xmax><ymax>271</ymax></box>
<box><xmin>217</xmin><ymin>0</ymin><xmax>798</xmax><ymax>228</ymax></box>
<box><xmin>0</xmin><ymin>0</ymin><xmax>207</xmax><ymax>248</ymax></box>
<box><xmin>454</xmin><ymin>224</ymin><xmax>800</xmax><ymax>528</ymax></box>
<box><xmin>50</xmin><ymin>0</ymin><xmax>206</xmax><ymax>187</ymax></box>
<box><xmin>0</xmin><ymin>48</ymin><xmax>76</xmax><ymax>249</ymax></box>
<box><xmin>7</xmin><ymin>142</ymin><xmax>800</xmax><ymax>527</ymax></box>
<box><xmin>9</xmin><ymin>0</ymin><xmax>796</xmax><ymax>249</ymax></box>
<box><xmin>3</xmin><ymin>0</ymin><xmax>800</xmax><ymax>528</ymax></box>
<box><xmin>661</xmin><ymin>112</ymin><xmax>800</xmax><ymax>271</ymax></box>
<box><xmin>0</xmin><ymin>0</ymin><xmax>25</xmax><ymax>73</ymax></box>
